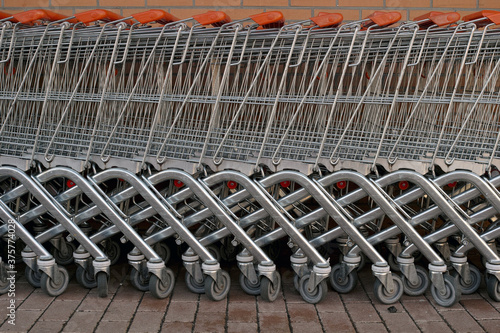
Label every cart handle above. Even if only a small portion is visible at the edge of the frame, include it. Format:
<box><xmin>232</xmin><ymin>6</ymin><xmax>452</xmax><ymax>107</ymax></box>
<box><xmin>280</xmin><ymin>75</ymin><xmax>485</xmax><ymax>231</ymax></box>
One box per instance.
<box><xmin>13</xmin><ymin>9</ymin><xmax>76</xmax><ymax>24</ymax></box>
<box><xmin>362</xmin><ymin>11</ymin><xmax>401</xmax><ymax>29</ymax></box>
<box><xmin>413</xmin><ymin>11</ymin><xmax>461</xmax><ymax>27</ymax></box>
<box><xmin>192</xmin><ymin>11</ymin><xmax>231</xmax><ymax>27</ymax></box>
<box><xmin>463</xmin><ymin>10</ymin><xmax>500</xmax><ymax>27</ymax></box>
<box><xmin>249</xmin><ymin>11</ymin><xmax>285</xmax><ymax>28</ymax></box>
<box><xmin>0</xmin><ymin>11</ymin><xmax>18</xmax><ymax>22</ymax></box>
<box><xmin>132</xmin><ymin>9</ymin><xmax>179</xmax><ymax>25</ymax></box>
<box><xmin>311</xmin><ymin>12</ymin><xmax>343</xmax><ymax>28</ymax></box>
<box><xmin>75</xmin><ymin>9</ymin><xmax>133</xmax><ymax>25</ymax></box>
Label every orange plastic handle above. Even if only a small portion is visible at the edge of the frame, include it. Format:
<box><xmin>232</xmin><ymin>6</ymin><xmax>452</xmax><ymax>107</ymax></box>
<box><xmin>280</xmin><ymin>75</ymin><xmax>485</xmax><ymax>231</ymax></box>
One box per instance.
<box><xmin>249</xmin><ymin>11</ymin><xmax>285</xmax><ymax>29</ymax></box>
<box><xmin>310</xmin><ymin>12</ymin><xmax>343</xmax><ymax>28</ymax></box>
<box><xmin>0</xmin><ymin>11</ymin><xmax>12</xmax><ymax>20</ymax></box>
<box><xmin>192</xmin><ymin>11</ymin><xmax>231</xmax><ymax>27</ymax></box>
<box><xmin>413</xmin><ymin>11</ymin><xmax>460</xmax><ymax>27</ymax></box>
<box><xmin>463</xmin><ymin>10</ymin><xmax>500</xmax><ymax>27</ymax></box>
<box><xmin>363</xmin><ymin>11</ymin><xmax>401</xmax><ymax>28</ymax></box>
<box><xmin>75</xmin><ymin>9</ymin><xmax>132</xmax><ymax>25</ymax></box>
<box><xmin>132</xmin><ymin>9</ymin><xmax>179</xmax><ymax>25</ymax></box>
<box><xmin>13</xmin><ymin>9</ymin><xmax>74</xmax><ymax>24</ymax></box>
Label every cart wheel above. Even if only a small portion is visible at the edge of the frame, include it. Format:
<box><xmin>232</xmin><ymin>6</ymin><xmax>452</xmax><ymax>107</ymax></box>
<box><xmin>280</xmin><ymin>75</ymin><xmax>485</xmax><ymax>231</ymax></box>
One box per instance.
<box><xmin>96</xmin><ymin>272</ymin><xmax>108</xmax><ymax>298</ymax></box>
<box><xmin>207</xmin><ymin>245</ymin><xmax>221</xmax><ymax>263</ymax></box>
<box><xmin>40</xmin><ymin>266</ymin><xmax>69</xmax><ymax>297</ymax></box>
<box><xmin>402</xmin><ymin>265</ymin><xmax>429</xmax><ymax>296</ymax></box>
<box><xmin>149</xmin><ymin>268</ymin><xmax>175</xmax><ymax>299</ymax></box>
<box><xmin>25</xmin><ymin>266</ymin><xmax>42</xmax><ymax>288</ymax></box>
<box><xmin>373</xmin><ymin>274</ymin><xmax>403</xmax><ymax>304</ymax></box>
<box><xmin>75</xmin><ymin>265</ymin><xmax>97</xmax><ymax>289</ymax></box>
<box><xmin>330</xmin><ymin>264</ymin><xmax>358</xmax><ymax>293</ymax></box>
<box><xmin>239</xmin><ymin>272</ymin><xmax>260</xmax><ymax>296</ymax></box>
<box><xmin>430</xmin><ymin>274</ymin><xmax>461</xmax><ymax>307</ymax></box>
<box><xmin>260</xmin><ymin>272</ymin><xmax>281</xmax><ymax>302</ymax></box>
<box><xmin>387</xmin><ymin>254</ymin><xmax>401</xmax><ymax>272</ymax></box>
<box><xmin>52</xmin><ymin>241</ymin><xmax>76</xmax><ymax>266</ymax></box>
<box><xmin>298</xmin><ymin>274</ymin><xmax>327</xmax><ymax>304</ymax></box>
<box><xmin>486</xmin><ymin>274</ymin><xmax>500</xmax><ymax>302</ymax></box>
<box><xmin>451</xmin><ymin>264</ymin><xmax>481</xmax><ymax>295</ymax></box>
<box><xmin>205</xmin><ymin>270</ymin><xmax>230</xmax><ymax>301</ymax></box>
<box><xmin>185</xmin><ymin>271</ymin><xmax>205</xmax><ymax>294</ymax></box>
<box><xmin>103</xmin><ymin>240</ymin><xmax>121</xmax><ymax>266</ymax></box>
<box><xmin>130</xmin><ymin>267</ymin><xmax>150</xmax><ymax>292</ymax></box>
<box><xmin>293</xmin><ymin>274</ymin><xmax>300</xmax><ymax>292</ymax></box>
<box><xmin>153</xmin><ymin>242</ymin><xmax>171</xmax><ymax>264</ymax></box>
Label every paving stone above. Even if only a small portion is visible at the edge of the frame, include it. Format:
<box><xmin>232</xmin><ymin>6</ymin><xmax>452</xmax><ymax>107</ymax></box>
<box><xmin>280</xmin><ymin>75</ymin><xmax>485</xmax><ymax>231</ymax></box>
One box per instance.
<box><xmin>12</xmin><ymin>283</ymin><xmax>34</xmax><ymax>301</ymax></box>
<box><xmin>416</xmin><ymin>320</ymin><xmax>453</xmax><ymax>333</ymax></box>
<box><xmin>281</xmin><ymin>284</ymin><xmax>305</xmax><ymax>303</ymax></box>
<box><xmin>198</xmin><ymin>297</ymin><xmax>227</xmax><ymax>313</ymax></box>
<box><xmin>339</xmin><ymin>284</ymin><xmax>370</xmax><ymax>302</ymax></box>
<box><xmin>478</xmin><ymin>319</ymin><xmax>500</xmax><ymax>332</ymax></box>
<box><xmin>286</xmin><ymin>303</ymin><xmax>318</xmax><ymax>323</ymax></box>
<box><xmin>319</xmin><ymin>311</ymin><xmax>356</xmax><ymax>333</ymax></box>
<box><xmin>461</xmin><ymin>298</ymin><xmax>500</xmax><ymax>320</ymax></box>
<box><xmin>227</xmin><ymin>322</ymin><xmax>258</xmax><ymax>333</ymax></box>
<box><xmin>77</xmin><ymin>294</ymin><xmax>113</xmax><ymax>312</ymax></box>
<box><xmin>18</xmin><ymin>292</ymin><xmax>54</xmax><ymax>311</ymax></box>
<box><xmin>136</xmin><ymin>294</ymin><xmax>169</xmax><ymax>312</ymax></box>
<box><xmin>160</xmin><ymin>321</ymin><xmax>193</xmax><ymax>332</ymax></box>
<box><xmin>54</xmin><ymin>284</ymin><xmax>88</xmax><ymax>301</ymax></box>
<box><xmin>0</xmin><ymin>309</ymin><xmax>42</xmax><ymax>332</ymax></box>
<box><xmin>401</xmin><ymin>299</ymin><xmax>442</xmax><ymax>322</ymax></box>
<box><xmin>227</xmin><ymin>286</ymin><xmax>257</xmax><ymax>303</ymax></box>
<box><xmin>257</xmin><ymin>296</ymin><xmax>286</xmax><ymax>312</ymax></box>
<box><xmin>39</xmin><ymin>300</ymin><xmax>80</xmax><ymax>321</ymax></box>
<box><xmin>101</xmin><ymin>299</ymin><xmax>139</xmax><ymax>321</ymax></box>
<box><xmin>111</xmin><ymin>285</ymin><xmax>143</xmax><ymax>302</ymax></box>
<box><xmin>95</xmin><ymin>320</ymin><xmax>130</xmax><ymax>333</ymax></box>
<box><xmin>128</xmin><ymin>311</ymin><xmax>164</xmax><ymax>332</ymax></box>
<box><xmin>440</xmin><ymin>310</ymin><xmax>485</xmax><ymax>333</ymax></box>
<box><xmin>170</xmin><ymin>284</ymin><xmax>200</xmax><ymax>302</ymax></box>
<box><xmin>315</xmin><ymin>291</ymin><xmax>347</xmax><ymax>313</ymax></box>
<box><xmin>29</xmin><ymin>320</ymin><xmax>65</xmax><ymax>333</ymax></box>
<box><xmin>227</xmin><ymin>301</ymin><xmax>257</xmax><ymax>323</ymax></box>
<box><xmin>354</xmin><ymin>322</ymin><xmax>387</xmax><ymax>333</ymax></box>
<box><xmin>193</xmin><ymin>312</ymin><xmax>226</xmax><ymax>332</ymax></box>
<box><xmin>164</xmin><ymin>301</ymin><xmax>198</xmax><ymax>323</ymax></box>
<box><xmin>63</xmin><ymin>311</ymin><xmax>102</xmax><ymax>332</ymax></box>
<box><xmin>291</xmin><ymin>321</ymin><xmax>324</xmax><ymax>333</ymax></box>
<box><xmin>379</xmin><ymin>312</ymin><xmax>420</xmax><ymax>333</ymax></box>
<box><xmin>258</xmin><ymin>311</ymin><xmax>290</xmax><ymax>333</ymax></box>
<box><xmin>344</xmin><ymin>301</ymin><xmax>382</xmax><ymax>323</ymax></box>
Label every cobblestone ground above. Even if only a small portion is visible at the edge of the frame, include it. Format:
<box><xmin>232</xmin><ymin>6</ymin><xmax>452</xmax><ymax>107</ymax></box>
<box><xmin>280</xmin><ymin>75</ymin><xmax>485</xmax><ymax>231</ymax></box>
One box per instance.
<box><xmin>1</xmin><ymin>258</ymin><xmax>499</xmax><ymax>333</ymax></box>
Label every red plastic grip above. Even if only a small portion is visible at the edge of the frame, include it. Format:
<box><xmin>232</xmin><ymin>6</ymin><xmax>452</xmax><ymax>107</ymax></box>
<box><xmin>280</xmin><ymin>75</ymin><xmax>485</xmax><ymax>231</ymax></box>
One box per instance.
<box><xmin>310</xmin><ymin>12</ymin><xmax>343</xmax><ymax>28</ymax></box>
<box><xmin>75</xmin><ymin>9</ymin><xmax>132</xmax><ymax>25</ymax></box>
<box><xmin>363</xmin><ymin>11</ymin><xmax>401</xmax><ymax>28</ymax></box>
<box><xmin>413</xmin><ymin>11</ymin><xmax>460</xmax><ymax>28</ymax></box>
<box><xmin>132</xmin><ymin>9</ymin><xmax>179</xmax><ymax>25</ymax></box>
<box><xmin>192</xmin><ymin>11</ymin><xmax>231</xmax><ymax>27</ymax></box>
<box><xmin>463</xmin><ymin>10</ymin><xmax>500</xmax><ymax>27</ymax></box>
<box><xmin>249</xmin><ymin>11</ymin><xmax>285</xmax><ymax>29</ymax></box>
<box><xmin>0</xmin><ymin>11</ymin><xmax>13</xmax><ymax>21</ymax></box>
<box><xmin>13</xmin><ymin>9</ymin><xmax>74</xmax><ymax>24</ymax></box>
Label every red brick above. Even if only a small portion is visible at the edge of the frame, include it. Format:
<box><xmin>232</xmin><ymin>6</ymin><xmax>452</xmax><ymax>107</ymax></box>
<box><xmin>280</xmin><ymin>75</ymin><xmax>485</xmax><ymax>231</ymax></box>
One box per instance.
<box><xmin>161</xmin><ymin>321</ymin><xmax>193</xmax><ymax>332</ymax></box>
<box><xmin>401</xmin><ymin>300</ymin><xmax>442</xmax><ymax>322</ymax></box>
<box><xmin>316</xmin><ymin>291</ymin><xmax>346</xmax><ymax>313</ymax></box>
<box><xmin>78</xmin><ymin>295</ymin><xmax>113</xmax><ymax>312</ymax></box>
<box><xmin>31</xmin><ymin>320</ymin><xmax>65</xmax><ymax>332</ymax></box>
<box><xmin>196</xmin><ymin>0</ymin><xmax>241</xmax><ymax>6</ymax></box>
<box><xmin>291</xmin><ymin>0</ymin><xmax>335</xmax><ymax>6</ymax></box>
<box><xmin>243</xmin><ymin>0</ymin><xmax>288</xmax><ymax>6</ymax></box>
<box><xmin>4</xmin><ymin>0</ymin><xmax>49</xmax><ymax>7</ymax></box>
<box><xmin>479</xmin><ymin>0</ymin><xmax>499</xmax><ymax>8</ymax></box>
<box><xmin>268</xmin><ymin>8</ymin><xmax>312</xmax><ymax>21</ymax></box>
<box><xmin>339</xmin><ymin>0</ymin><xmax>383</xmax><ymax>6</ymax></box>
<box><xmin>354</xmin><ymin>322</ymin><xmax>388</xmax><ymax>333</ymax></box>
<box><xmin>99</xmin><ymin>0</ymin><xmax>145</xmax><ymax>6</ymax></box>
<box><xmin>416</xmin><ymin>320</ymin><xmax>454</xmax><ymax>333</ymax></box>
<box><xmin>18</xmin><ymin>293</ymin><xmax>54</xmax><ymax>311</ymax></box>
<box><xmin>291</xmin><ymin>321</ymin><xmax>324</xmax><ymax>333</ymax></box>
<box><xmin>386</xmin><ymin>0</ymin><xmax>430</xmax><ymax>7</ymax></box>
<box><xmin>137</xmin><ymin>295</ymin><xmax>169</xmax><ymax>312</ymax></box>
<box><xmin>461</xmin><ymin>299</ymin><xmax>500</xmax><ymax>320</ymax></box>
<box><xmin>0</xmin><ymin>310</ymin><xmax>42</xmax><ymax>332</ymax></box>
<box><xmin>433</xmin><ymin>0</ymin><xmax>477</xmax><ymax>8</ymax></box>
<box><xmin>257</xmin><ymin>296</ymin><xmax>286</xmax><ymax>312</ymax></box>
<box><xmin>479</xmin><ymin>319</ymin><xmax>500</xmax><ymax>333</ymax></box>
<box><xmin>51</xmin><ymin>0</ymin><xmax>97</xmax><ymax>6</ymax></box>
<box><xmin>149</xmin><ymin>0</ymin><xmax>193</xmax><ymax>6</ymax></box>
<box><xmin>101</xmin><ymin>300</ymin><xmax>139</xmax><ymax>321</ymax></box>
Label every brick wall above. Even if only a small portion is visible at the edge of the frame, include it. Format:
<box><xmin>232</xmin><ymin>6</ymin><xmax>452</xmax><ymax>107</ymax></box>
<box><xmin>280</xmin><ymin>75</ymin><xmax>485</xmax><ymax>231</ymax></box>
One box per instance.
<box><xmin>1</xmin><ymin>0</ymin><xmax>499</xmax><ymax>22</ymax></box>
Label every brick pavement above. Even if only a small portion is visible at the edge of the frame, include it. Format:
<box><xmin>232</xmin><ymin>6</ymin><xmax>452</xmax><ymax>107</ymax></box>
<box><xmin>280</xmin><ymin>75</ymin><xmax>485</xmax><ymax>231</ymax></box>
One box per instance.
<box><xmin>1</xmin><ymin>259</ymin><xmax>500</xmax><ymax>333</ymax></box>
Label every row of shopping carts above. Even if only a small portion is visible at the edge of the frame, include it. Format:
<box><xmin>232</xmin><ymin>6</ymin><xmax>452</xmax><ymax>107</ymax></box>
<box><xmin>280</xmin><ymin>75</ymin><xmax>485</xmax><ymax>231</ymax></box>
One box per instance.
<box><xmin>0</xmin><ymin>8</ymin><xmax>500</xmax><ymax>307</ymax></box>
